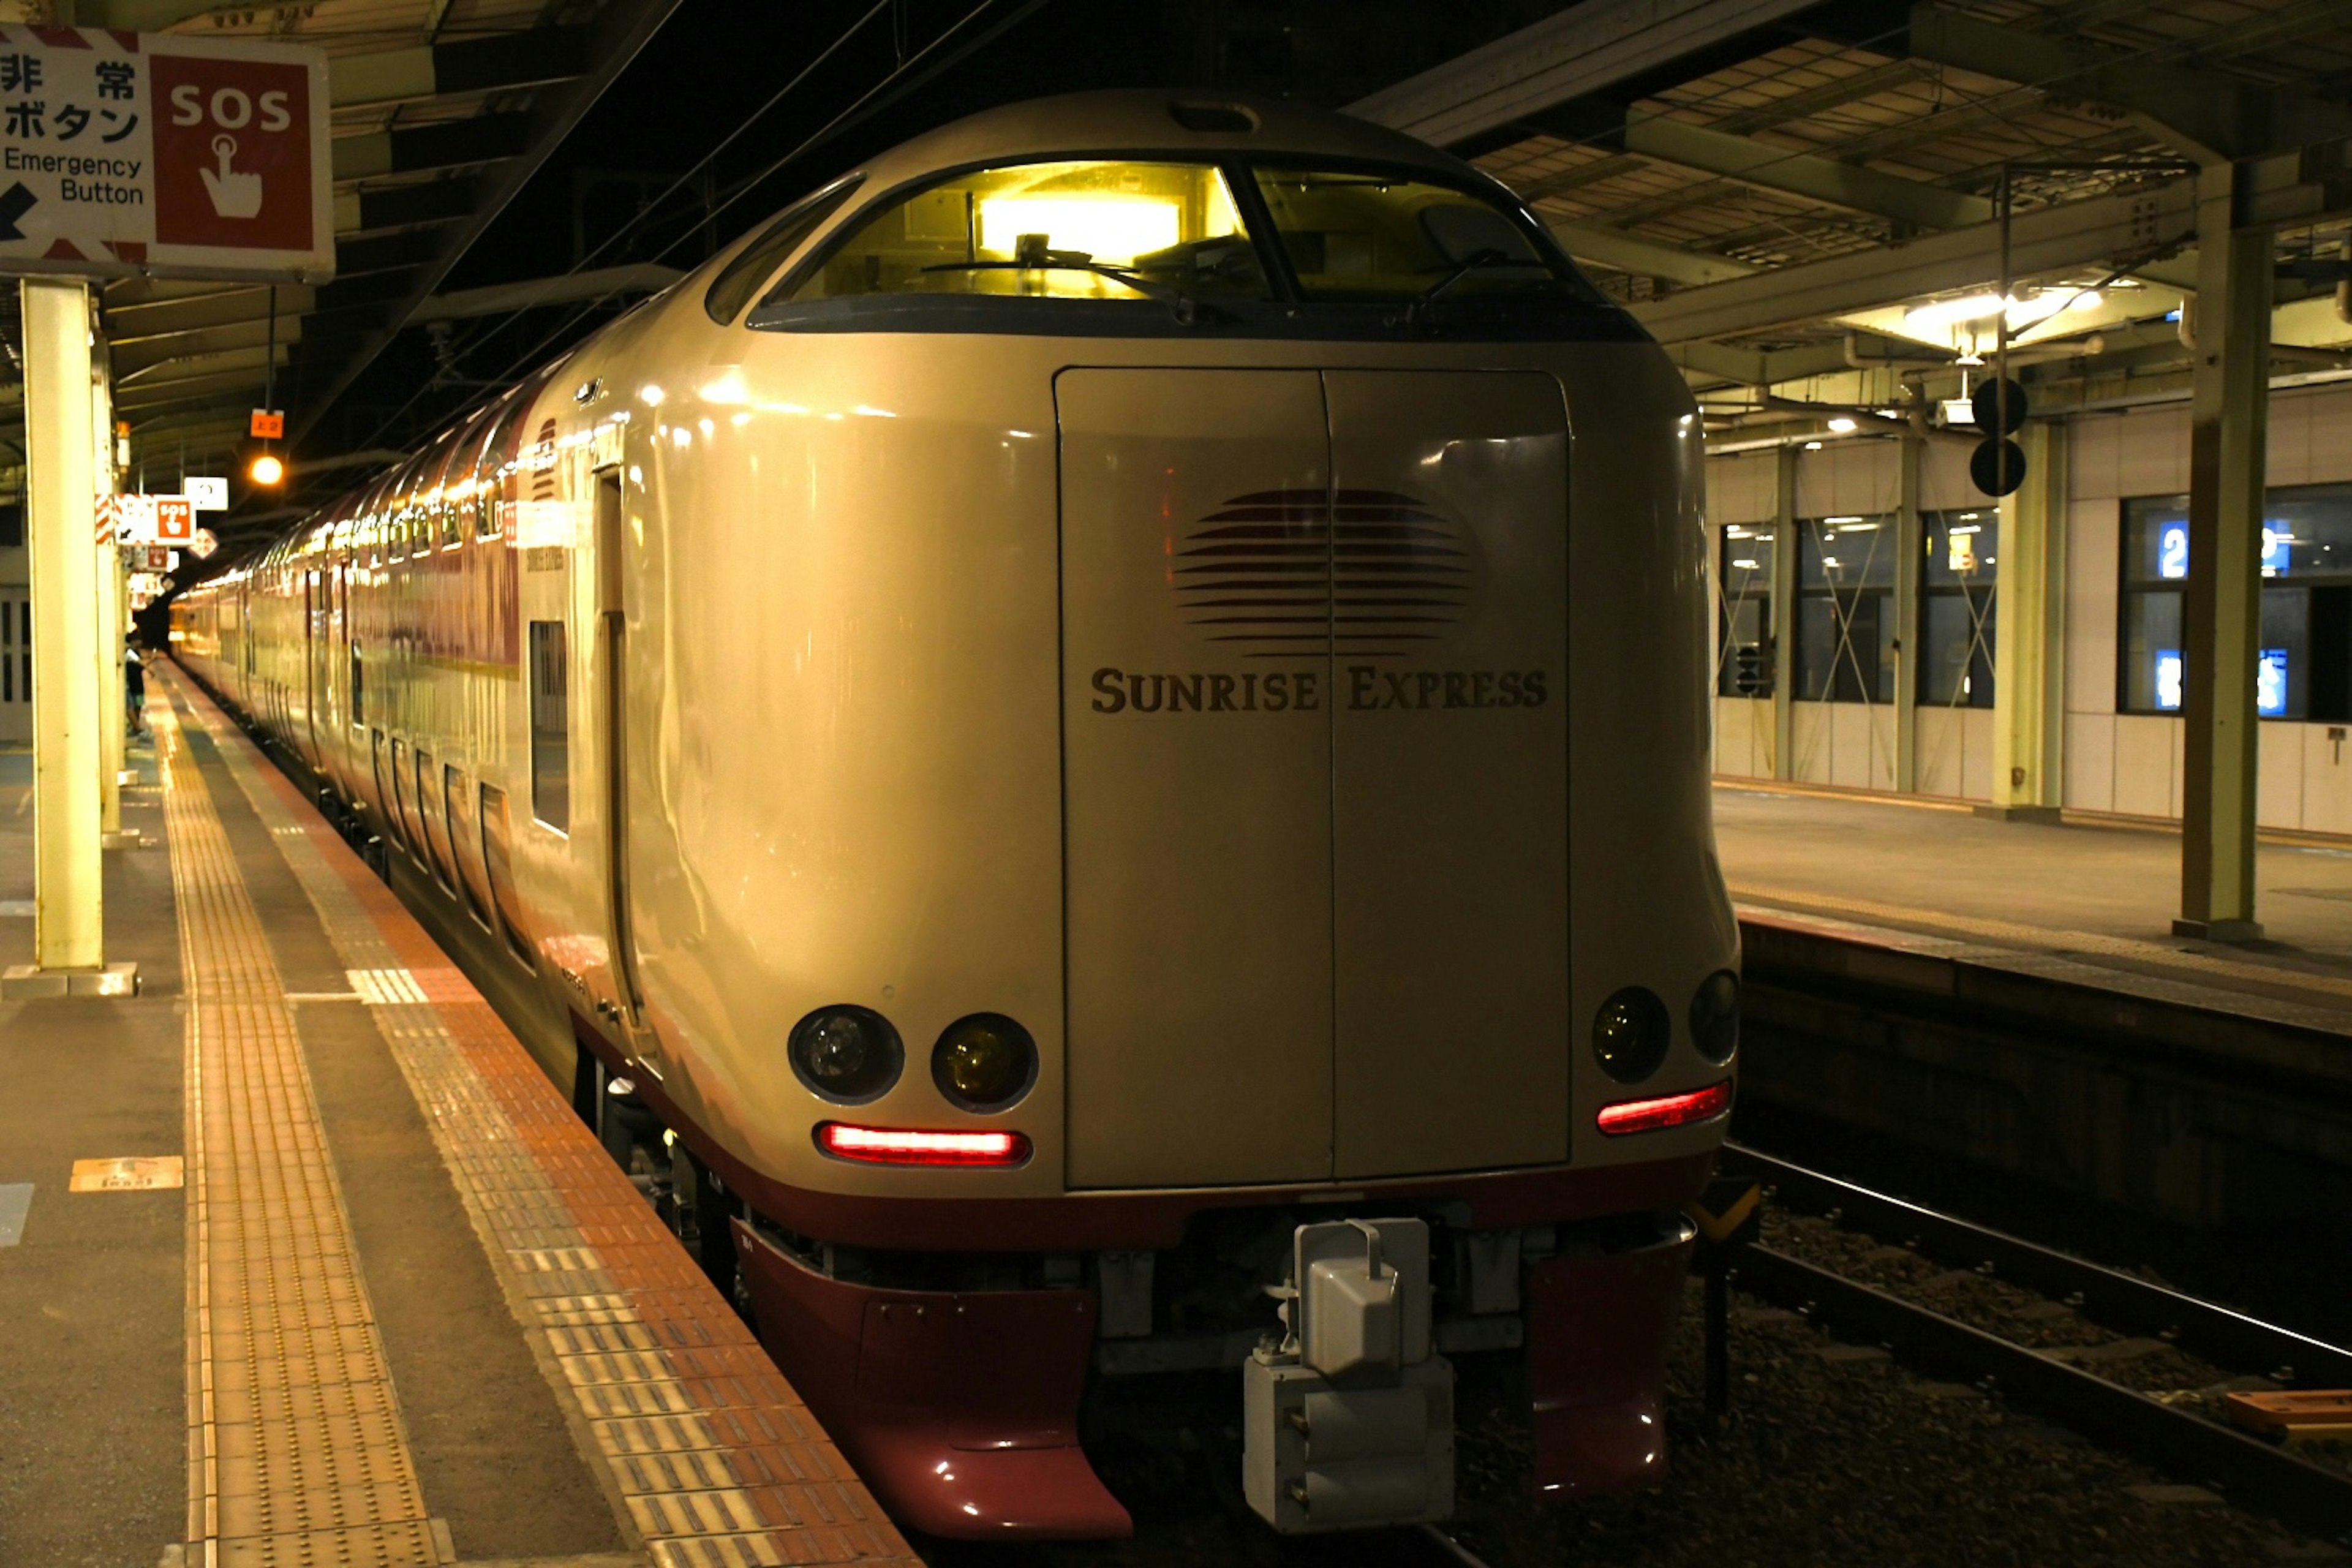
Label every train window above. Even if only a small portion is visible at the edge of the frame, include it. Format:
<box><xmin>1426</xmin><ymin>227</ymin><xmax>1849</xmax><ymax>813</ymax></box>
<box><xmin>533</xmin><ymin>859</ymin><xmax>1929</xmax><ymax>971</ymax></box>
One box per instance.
<box><xmin>479</xmin><ymin>782</ymin><xmax>538</xmax><ymax>968</ymax></box>
<box><xmin>417</xmin><ymin>747</ymin><xmax>458</xmax><ymax>894</ymax></box>
<box><xmin>391</xmin><ymin>737</ymin><xmax>425</xmax><ymax>853</ymax></box>
<box><xmin>706</xmin><ymin>176</ymin><xmax>862</xmax><ymax>325</ymax></box>
<box><xmin>1249</xmin><ymin>168</ymin><xmax>1600</xmax><ymax>305</ymax></box>
<box><xmin>350</xmin><ymin>639</ymin><xmax>364</xmax><ymax>726</ymax></box>
<box><xmin>447</xmin><ymin>764</ymin><xmax>494</xmax><ymax>930</ymax></box>
<box><xmin>371</xmin><ymin>729</ymin><xmax>402</xmax><ymax>849</ymax></box>
<box><xmin>778</xmin><ymin>160</ymin><xmax>1270</xmax><ymax>307</ymax></box>
<box><xmin>528</xmin><ymin>620</ymin><xmax>570</xmax><ymax>832</ymax></box>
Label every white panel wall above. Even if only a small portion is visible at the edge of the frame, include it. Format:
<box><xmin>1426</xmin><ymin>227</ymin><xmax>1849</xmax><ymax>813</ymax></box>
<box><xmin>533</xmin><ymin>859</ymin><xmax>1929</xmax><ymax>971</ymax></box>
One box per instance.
<box><xmin>1708</xmin><ymin>451</ymin><xmax>1779</xmax><ymax>526</ymax></box>
<box><xmin>1793</xmin><ymin>439</ymin><xmax>1896</xmax><ymax>519</ymax></box>
<box><xmin>1713</xmin><ymin>695</ymin><xmax>1772</xmax><ymax>778</ymax></box>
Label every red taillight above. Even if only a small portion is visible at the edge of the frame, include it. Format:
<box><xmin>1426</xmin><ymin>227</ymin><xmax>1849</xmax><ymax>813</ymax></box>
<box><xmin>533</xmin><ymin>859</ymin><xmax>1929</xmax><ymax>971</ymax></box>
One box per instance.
<box><xmin>1596</xmin><ymin>1079</ymin><xmax>1733</xmax><ymax>1136</ymax></box>
<box><xmin>815</xmin><ymin>1121</ymin><xmax>1032</xmax><ymax>1167</ymax></box>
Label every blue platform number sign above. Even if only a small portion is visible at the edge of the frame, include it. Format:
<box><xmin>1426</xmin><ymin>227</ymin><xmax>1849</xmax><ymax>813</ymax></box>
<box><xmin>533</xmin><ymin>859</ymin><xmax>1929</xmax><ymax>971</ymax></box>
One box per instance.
<box><xmin>2158</xmin><ymin>522</ymin><xmax>2189</xmax><ymax>580</ymax></box>
<box><xmin>2261</xmin><ymin>525</ymin><xmax>2290</xmax><ymax>577</ymax></box>
<box><xmin>2259</xmin><ymin>649</ymin><xmax>2289</xmax><ymax>717</ymax></box>
<box><xmin>2156</xmin><ymin>650</ymin><xmax>2184</xmax><ymax>711</ymax></box>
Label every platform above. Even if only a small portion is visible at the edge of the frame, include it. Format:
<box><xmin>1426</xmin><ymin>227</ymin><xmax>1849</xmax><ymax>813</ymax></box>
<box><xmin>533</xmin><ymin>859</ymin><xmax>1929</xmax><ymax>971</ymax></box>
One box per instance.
<box><xmin>1714</xmin><ymin>780</ymin><xmax>2352</xmax><ymax>1031</ymax></box>
<box><xmin>0</xmin><ymin>669</ymin><xmax>917</xmax><ymax>1567</ymax></box>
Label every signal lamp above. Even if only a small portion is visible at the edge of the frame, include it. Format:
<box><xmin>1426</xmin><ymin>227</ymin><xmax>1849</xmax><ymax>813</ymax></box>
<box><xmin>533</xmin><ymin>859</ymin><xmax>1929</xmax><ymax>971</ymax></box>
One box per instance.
<box><xmin>1689</xmin><ymin>970</ymin><xmax>1740</xmax><ymax>1064</ymax></box>
<box><xmin>931</xmin><ymin>1013</ymin><xmax>1038</xmax><ymax>1111</ymax></box>
<box><xmin>815</xmin><ymin>1122</ymin><xmax>1031</xmax><ymax>1167</ymax></box>
<box><xmin>248</xmin><ymin>451</ymin><xmax>285</xmax><ymax>486</ymax></box>
<box><xmin>1591</xmin><ymin>986</ymin><xmax>1670</xmax><ymax>1084</ymax></box>
<box><xmin>1596</xmin><ymin>1080</ymin><xmax>1733</xmax><ymax>1136</ymax></box>
<box><xmin>788</xmin><ymin>1005</ymin><xmax>903</xmax><ymax>1104</ymax></box>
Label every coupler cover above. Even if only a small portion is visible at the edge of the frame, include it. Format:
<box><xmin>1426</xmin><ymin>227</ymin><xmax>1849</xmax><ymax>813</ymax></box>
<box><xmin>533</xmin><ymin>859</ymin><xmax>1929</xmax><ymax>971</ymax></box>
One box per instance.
<box><xmin>1243</xmin><ymin>1218</ymin><xmax>1455</xmax><ymax>1532</ymax></box>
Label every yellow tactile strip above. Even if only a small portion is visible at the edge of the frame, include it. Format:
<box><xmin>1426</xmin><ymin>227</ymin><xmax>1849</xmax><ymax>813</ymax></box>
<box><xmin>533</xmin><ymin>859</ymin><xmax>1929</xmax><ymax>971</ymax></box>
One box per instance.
<box><xmin>153</xmin><ymin>692</ymin><xmax>441</xmax><ymax>1567</ymax></box>
<box><xmin>163</xmin><ymin>667</ymin><xmax>921</xmax><ymax>1568</ymax></box>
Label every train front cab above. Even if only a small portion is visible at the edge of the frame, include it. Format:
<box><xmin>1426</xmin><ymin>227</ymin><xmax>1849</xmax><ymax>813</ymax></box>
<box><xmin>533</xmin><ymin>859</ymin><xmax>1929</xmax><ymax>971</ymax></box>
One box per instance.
<box><xmin>593</xmin><ymin>99</ymin><xmax>1738</xmax><ymax>1542</ymax></box>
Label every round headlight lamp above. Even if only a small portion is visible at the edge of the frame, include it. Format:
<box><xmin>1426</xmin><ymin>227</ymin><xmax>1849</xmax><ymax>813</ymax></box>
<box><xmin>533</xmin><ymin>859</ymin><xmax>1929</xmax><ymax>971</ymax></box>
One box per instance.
<box><xmin>932</xmin><ymin>1014</ymin><xmax>1038</xmax><ymax>1112</ymax></box>
<box><xmin>1691</xmin><ymin>970</ymin><xmax>1740</xmax><ymax>1064</ymax></box>
<box><xmin>1592</xmin><ymin>986</ymin><xmax>1670</xmax><ymax>1084</ymax></box>
<box><xmin>788</xmin><ymin>1005</ymin><xmax>903</xmax><ymax>1104</ymax></box>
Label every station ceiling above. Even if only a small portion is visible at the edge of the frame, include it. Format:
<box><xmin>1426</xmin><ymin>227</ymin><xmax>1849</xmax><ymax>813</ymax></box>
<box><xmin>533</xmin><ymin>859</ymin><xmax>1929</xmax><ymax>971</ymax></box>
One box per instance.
<box><xmin>12</xmin><ymin>0</ymin><xmax>2352</xmax><ymax>557</ymax></box>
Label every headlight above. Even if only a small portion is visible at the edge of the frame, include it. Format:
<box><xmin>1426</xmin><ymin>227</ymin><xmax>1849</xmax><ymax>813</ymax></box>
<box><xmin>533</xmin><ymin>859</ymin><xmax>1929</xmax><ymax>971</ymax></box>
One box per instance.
<box><xmin>931</xmin><ymin>1013</ymin><xmax>1039</xmax><ymax>1112</ymax></box>
<box><xmin>1691</xmin><ymin>970</ymin><xmax>1740</xmax><ymax>1063</ymax></box>
<box><xmin>788</xmin><ymin>1005</ymin><xmax>903</xmax><ymax>1104</ymax></box>
<box><xmin>1592</xmin><ymin>987</ymin><xmax>1670</xmax><ymax>1084</ymax></box>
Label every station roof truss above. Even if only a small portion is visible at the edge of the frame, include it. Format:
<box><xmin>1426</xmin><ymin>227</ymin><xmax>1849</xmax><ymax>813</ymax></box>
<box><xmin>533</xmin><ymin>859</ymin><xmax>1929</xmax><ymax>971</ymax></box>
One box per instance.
<box><xmin>75</xmin><ymin>0</ymin><xmax>679</xmax><ymax>538</ymax></box>
<box><xmin>1351</xmin><ymin>0</ymin><xmax>2352</xmax><ymax>442</ymax></box>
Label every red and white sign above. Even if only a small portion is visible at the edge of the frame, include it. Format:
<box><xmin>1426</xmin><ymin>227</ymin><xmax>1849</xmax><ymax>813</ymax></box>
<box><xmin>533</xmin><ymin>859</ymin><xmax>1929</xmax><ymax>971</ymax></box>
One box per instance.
<box><xmin>113</xmin><ymin>493</ymin><xmax>195</xmax><ymax>545</ymax></box>
<box><xmin>0</xmin><ymin>29</ymin><xmax>331</xmax><ymax>282</ymax></box>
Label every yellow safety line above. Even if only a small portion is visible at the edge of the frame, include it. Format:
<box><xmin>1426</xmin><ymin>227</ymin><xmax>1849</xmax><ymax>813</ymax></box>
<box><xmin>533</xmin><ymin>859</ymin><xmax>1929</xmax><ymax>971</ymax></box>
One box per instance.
<box><xmin>155</xmin><ymin>688</ymin><xmax>442</xmax><ymax>1567</ymax></box>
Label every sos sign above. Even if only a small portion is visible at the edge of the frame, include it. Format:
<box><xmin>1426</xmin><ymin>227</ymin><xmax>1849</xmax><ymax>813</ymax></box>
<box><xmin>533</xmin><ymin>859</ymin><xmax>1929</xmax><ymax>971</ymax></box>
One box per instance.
<box><xmin>151</xmin><ymin>53</ymin><xmax>314</xmax><ymax>252</ymax></box>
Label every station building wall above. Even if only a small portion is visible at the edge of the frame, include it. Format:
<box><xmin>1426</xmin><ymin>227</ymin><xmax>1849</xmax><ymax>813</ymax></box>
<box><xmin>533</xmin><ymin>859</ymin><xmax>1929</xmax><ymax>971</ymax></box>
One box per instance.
<box><xmin>1703</xmin><ymin>378</ymin><xmax>2352</xmax><ymax>835</ymax></box>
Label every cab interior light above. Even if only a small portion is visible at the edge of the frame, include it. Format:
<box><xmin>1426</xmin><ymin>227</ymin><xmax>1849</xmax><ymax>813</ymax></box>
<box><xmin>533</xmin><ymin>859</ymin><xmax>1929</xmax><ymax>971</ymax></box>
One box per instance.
<box><xmin>816</xmin><ymin>1121</ymin><xmax>1031</xmax><ymax>1167</ymax></box>
<box><xmin>1596</xmin><ymin>1080</ymin><xmax>1733</xmax><ymax>1136</ymax></box>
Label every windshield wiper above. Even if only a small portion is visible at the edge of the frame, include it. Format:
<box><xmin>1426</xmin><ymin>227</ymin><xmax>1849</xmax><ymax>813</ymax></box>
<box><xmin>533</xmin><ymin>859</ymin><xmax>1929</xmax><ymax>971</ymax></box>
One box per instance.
<box><xmin>921</xmin><ymin>255</ymin><xmax>1223</xmax><ymax>326</ymax></box>
<box><xmin>1408</xmin><ymin>248</ymin><xmax>1545</xmax><ymax>326</ymax></box>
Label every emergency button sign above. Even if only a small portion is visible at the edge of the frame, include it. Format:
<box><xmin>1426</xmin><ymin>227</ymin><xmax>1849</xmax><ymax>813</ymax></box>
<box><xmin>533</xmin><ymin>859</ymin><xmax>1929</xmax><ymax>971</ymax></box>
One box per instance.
<box><xmin>153</xmin><ymin>53</ymin><xmax>311</xmax><ymax>251</ymax></box>
<box><xmin>0</xmin><ymin>26</ymin><xmax>330</xmax><ymax>282</ymax></box>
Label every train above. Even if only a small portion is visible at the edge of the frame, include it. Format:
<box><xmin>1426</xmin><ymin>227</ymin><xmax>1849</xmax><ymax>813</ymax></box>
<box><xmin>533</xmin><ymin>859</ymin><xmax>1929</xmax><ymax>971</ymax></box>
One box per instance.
<box><xmin>172</xmin><ymin>88</ymin><xmax>1737</xmax><ymax>1540</ymax></box>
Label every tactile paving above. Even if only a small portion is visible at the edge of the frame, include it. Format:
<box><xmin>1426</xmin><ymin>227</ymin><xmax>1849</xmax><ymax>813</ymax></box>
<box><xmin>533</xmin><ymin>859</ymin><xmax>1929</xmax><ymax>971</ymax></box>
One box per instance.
<box><xmin>152</xmin><ymin>692</ymin><xmax>439</xmax><ymax>1568</ymax></box>
<box><xmin>162</xmin><ymin>668</ymin><xmax>918</xmax><ymax>1567</ymax></box>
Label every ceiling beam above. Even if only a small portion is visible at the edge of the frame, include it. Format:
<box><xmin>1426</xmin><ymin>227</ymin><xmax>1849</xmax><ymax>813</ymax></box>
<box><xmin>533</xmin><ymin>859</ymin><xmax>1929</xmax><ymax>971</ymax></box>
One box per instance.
<box><xmin>328</xmin><ymin>28</ymin><xmax>594</xmax><ymax>110</ymax></box>
<box><xmin>1633</xmin><ymin>177</ymin><xmax>2203</xmax><ymax>344</ymax></box>
<box><xmin>294</xmin><ymin>0</ymin><xmax>688</xmax><ymax>445</ymax></box>
<box><xmin>1708</xmin><ymin>58</ymin><xmax>1932</xmax><ymax>136</ymax></box>
<box><xmin>1546</xmin><ymin>218</ymin><xmax>1757</xmax><ymax>284</ymax></box>
<box><xmin>1346</xmin><ymin>0</ymin><xmax>1822</xmax><ymax>150</ymax></box>
<box><xmin>1623</xmin><ymin>111</ymin><xmax>1992</xmax><ymax>229</ymax></box>
<box><xmin>113</xmin><ymin>315</ymin><xmax>303</xmax><ymax>377</ymax></box>
<box><xmin>334</xmin><ymin>178</ymin><xmax>482</xmax><ymax>236</ymax></box>
<box><xmin>119</xmin><ymin>344</ymin><xmax>288</xmax><ymax>390</ymax></box>
<box><xmin>1906</xmin><ymin>4</ymin><xmax>2352</xmax><ymax>162</ymax></box>
<box><xmin>106</xmin><ymin>285</ymin><xmax>314</xmax><ymax>339</ymax></box>
<box><xmin>416</xmin><ymin>263</ymin><xmax>685</xmax><ymax>322</ymax></box>
<box><xmin>332</xmin><ymin>113</ymin><xmax>535</xmax><ymax>183</ymax></box>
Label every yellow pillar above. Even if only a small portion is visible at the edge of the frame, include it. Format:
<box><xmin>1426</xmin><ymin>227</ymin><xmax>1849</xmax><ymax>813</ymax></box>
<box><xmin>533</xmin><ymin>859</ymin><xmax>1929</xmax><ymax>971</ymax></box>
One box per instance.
<box><xmin>1983</xmin><ymin>421</ymin><xmax>2067</xmax><ymax>822</ymax></box>
<box><xmin>2177</xmin><ymin>164</ymin><xmax>2271</xmax><ymax>943</ymax></box>
<box><xmin>7</xmin><ymin>279</ymin><xmax>102</xmax><ymax>987</ymax></box>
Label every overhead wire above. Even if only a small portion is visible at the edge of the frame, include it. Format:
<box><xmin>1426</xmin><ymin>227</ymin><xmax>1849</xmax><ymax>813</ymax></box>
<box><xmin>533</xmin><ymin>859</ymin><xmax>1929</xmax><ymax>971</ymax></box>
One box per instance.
<box><xmin>341</xmin><ymin>0</ymin><xmax>1039</xmax><ymax>465</ymax></box>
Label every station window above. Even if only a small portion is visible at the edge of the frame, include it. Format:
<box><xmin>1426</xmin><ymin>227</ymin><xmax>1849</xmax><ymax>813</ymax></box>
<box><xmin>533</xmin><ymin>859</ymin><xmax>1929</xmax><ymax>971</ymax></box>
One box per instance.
<box><xmin>1920</xmin><ymin>510</ymin><xmax>1996</xmax><ymax>709</ymax></box>
<box><xmin>2120</xmin><ymin>486</ymin><xmax>2352</xmax><ymax>721</ymax></box>
<box><xmin>528</xmin><ymin>620</ymin><xmax>570</xmax><ymax>832</ymax></box>
<box><xmin>1716</xmin><ymin>524</ymin><xmax>1775</xmax><ymax>696</ymax></box>
<box><xmin>478</xmin><ymin>782</ymin><xmax>538</xmax><ymax>968</ymax></box>
<box><xmin>1796</xmin><ymin>514</ymin><xmax>1896</xmax><ymax>703</ymax></box>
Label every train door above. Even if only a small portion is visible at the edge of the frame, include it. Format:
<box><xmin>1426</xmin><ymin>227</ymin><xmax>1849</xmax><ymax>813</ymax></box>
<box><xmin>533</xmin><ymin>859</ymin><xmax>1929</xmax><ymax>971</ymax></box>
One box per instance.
<box><xmin>1058</xmin><ymin>369</ymin><xmax>1335</xmax><ymax>1189</ymax></box>
<box><xmin>1325</xmin><ymin>372</ymin><xmax>1570</xmax><ymax>1177</ymax></box>
<box><xmin>592</xmin><ymin>465</ymin><xmax>648</xmax><ymax>1031</ymax></box>
<box><xmin>302</xmin><ymin>568</ymin><xmax>320</xmax><ymax>767</ymax></box>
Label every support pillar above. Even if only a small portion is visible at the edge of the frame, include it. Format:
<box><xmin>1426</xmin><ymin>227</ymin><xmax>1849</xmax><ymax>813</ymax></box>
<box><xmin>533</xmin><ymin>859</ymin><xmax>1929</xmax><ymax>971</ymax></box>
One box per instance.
<box><xmin>1892</xmin><ymin>431</ymin><xmax>1923</xmax><ymax>794</ymax></box>
<box><xmin>1983</xmin><ymin>421</ymin><xmax>2067</xmax><ymax>822</ymax></box>
<box><xmin>96</xmin><ymin>375</ymin><xmax>124</xmax><ymax>843</ymax></box>
<box><xmin>1769</xmin><ymin>444</ymin><xmax>1798</xmax><ymax>780</ymax></box>
<box><xmin>3</xmin><ymin>276</ymin><xmax>132</xmax><ymax>997</ymax></box>
<box><xmin>2177</xmin><ymin>162</ymin><xmax>2272</xmax><ymax>943</ymax></box>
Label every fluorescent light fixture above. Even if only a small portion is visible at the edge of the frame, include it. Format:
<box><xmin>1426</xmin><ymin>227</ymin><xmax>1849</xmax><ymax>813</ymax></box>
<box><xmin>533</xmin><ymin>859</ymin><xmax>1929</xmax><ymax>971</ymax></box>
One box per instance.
<box><xmin>1825</xmin><ymin>515</ymin><xmax>1863</xmax><ymax>525</ymax></box>
<box><xmin>1827</xmin><ymin>416</ymin><xmax>1858</xmax><ymax>433</ymax></box>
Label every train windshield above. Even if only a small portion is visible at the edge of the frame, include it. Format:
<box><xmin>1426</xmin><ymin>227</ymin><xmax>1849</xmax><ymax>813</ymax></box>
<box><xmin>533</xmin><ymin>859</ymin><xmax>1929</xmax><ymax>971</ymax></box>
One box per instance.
<box><xmin>784</xmin><ymin>160</ymin><xmax>1273</xmax><ymax>306</ymax></box>
<box><xmin>1249</xmin><ymin>167</ymin><xmax>1598</xmax><ymax>305</ymax></box>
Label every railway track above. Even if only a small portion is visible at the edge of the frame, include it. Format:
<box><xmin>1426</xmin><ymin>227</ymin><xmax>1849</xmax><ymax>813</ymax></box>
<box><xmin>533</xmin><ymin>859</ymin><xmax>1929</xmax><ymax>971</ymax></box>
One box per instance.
<box><xmin>1722</xmin><ymin>1141</ymin><xmax>2352</xmax><ymax>1545</ymax></box>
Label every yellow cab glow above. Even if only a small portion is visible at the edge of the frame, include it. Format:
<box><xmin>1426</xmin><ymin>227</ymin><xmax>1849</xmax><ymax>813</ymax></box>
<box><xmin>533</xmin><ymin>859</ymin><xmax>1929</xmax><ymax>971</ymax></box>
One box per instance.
<box><xmin>978</xmin><ymin>195</ymin><xmax>1179</xmax><ymax>263</ymax></box>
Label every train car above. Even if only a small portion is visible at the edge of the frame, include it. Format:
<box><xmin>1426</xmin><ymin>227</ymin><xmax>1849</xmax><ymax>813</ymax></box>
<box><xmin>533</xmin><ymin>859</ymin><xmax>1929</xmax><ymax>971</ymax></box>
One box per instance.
<box><xmin>174</xmin><ymin>89</ymin><xmax>1737</xmax><ymax>1541</ymax></box>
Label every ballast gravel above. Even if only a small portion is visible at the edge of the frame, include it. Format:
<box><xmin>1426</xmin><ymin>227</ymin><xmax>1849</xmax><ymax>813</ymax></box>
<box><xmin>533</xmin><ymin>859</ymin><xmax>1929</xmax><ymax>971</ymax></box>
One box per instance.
<box><xmin>954</xmin><ymin>1213</ymin><xmax>2348</xmax><ymax>1567</ymax></box>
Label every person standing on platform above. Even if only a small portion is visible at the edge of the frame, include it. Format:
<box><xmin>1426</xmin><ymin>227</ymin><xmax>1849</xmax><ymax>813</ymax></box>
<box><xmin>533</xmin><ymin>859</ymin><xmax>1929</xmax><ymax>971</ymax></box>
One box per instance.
<box><xmin>124</xmin><ymin>640</ymin><xmax>146</xmax><ymax>739</ymax></box>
